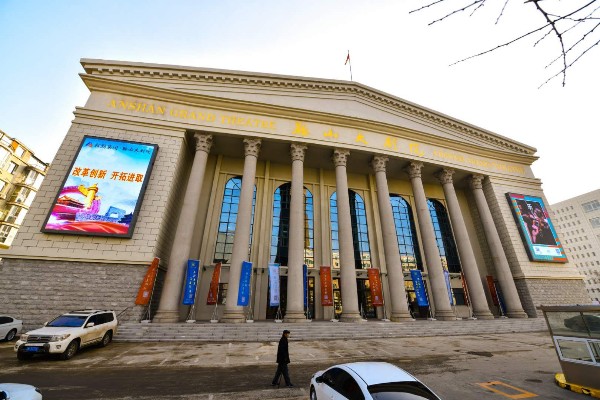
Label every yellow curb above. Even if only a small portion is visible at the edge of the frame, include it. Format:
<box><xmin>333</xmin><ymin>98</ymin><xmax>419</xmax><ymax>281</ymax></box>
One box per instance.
<box><xmin>555</xmin><ymin>373</ymin><xmax>600</xmax><ymax>398</ymax></box>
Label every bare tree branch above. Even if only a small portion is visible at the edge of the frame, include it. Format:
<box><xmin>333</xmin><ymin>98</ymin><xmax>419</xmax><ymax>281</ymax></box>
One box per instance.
<box><xmin>411</xmin><ymin>0</ymin><xmax>600</xmax><ymax>86</ymax></box>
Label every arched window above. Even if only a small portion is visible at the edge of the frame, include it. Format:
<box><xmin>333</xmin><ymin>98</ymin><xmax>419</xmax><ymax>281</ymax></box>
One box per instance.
<box><xmin>270</xmin><ymin>183</ymin><xmax>314</xmax><ymax>267</ymax></box>
<box><xmin>330</xmin><ymin>190</ymin><xmax>371</xmax><ymax>269</ymax></box>
<box><xmin>427</xmin><ymin>199</ymin><xmax>461</xmax><ymax>273</ymax></box>
<box><xmin>213</xmin><ymin>176</ymin><xmax>256</xmax><ymax>263</ymax></box>
<box><xmin>390</xmin><ymin>195</ymin><xmax>423</xmax><ymax>271</ymax></box>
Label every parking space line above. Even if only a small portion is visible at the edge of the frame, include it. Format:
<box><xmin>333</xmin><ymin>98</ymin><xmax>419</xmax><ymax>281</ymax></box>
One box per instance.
<box><xmin>477</xmin><ymin>381</ymin><xmax>538</xmax><ymax>399</ymax></box>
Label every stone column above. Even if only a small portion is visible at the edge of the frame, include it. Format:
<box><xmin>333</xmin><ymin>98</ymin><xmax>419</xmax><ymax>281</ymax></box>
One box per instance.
<box><xmin>469</xmin><ymin>174</ymin><xmax>528</xmax><ymax>318</ymax></box>
<box><xmin>332</xmin><ymin>149</ymin><xmax>363</xmax><ymax>322</ymax></box>
<box><xmin>405</xmin><ymin>162</ymin><xmax>455</xmax><ymax>320</ymax></box>
<box><xmin>371</xmin><ymin>156</ymin><xmax>412</xmax><ymax>321</ymax></box>
<box><xmin>221</xmin><ymin>138</ymin><xmax>262</xmax><ymax>323</ymax></box>
<box><xmin>436</xmin><ymin>169</ymin><xmax>494</xmax><ymax>320</ymax></box>
<box><xmin>154</xmin><ymin>133</ymin><xmax>213</xmax><ymax>323</ymax></box>
<box><xmin>284</xmin><ymin>143</ymin><xmax>309</xmax><ymax>323</ymax></box>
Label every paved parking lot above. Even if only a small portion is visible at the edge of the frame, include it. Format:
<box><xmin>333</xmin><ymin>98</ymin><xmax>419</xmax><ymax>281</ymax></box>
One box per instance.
<box><xmin>0</xmin><ymin>332</ymin><xmax>588</xmax><ymax>399</ymax></box>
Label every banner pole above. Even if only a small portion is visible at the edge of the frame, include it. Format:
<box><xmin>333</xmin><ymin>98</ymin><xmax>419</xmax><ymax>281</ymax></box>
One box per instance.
<box><xmin>461</xmin><ymin>272</ymin><xmax>476</xmax><ymax>320</ymax></box>
<box><xmin>424</xmin><ymin>276</ymin><xmax>436</xmax><ymax>321</ymax></box>
<box><xmin>142</xmin><ymin>260</ymin><xmax>159</xmax><ymax>322</ymax></box>
<box><xmin>210</xmin><ymin>263</ymin><xmax>221</xmax><ymax>323</ymax></box>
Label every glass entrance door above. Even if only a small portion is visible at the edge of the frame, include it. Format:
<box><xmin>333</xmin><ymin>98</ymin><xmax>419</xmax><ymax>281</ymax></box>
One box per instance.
<box><xmin>357</xmin><ymin>278</ymin><xmax>377</xmax><ymax>319</ymax></box>
<box><xmin>405</xmin><ymin>280</ymin><xmax>431</xmax><ymax>319</ymax></box>
<box><xmin>266</xmin><ymin>276</ymin><xmax>315</xmax><ymax>319</ymax></box>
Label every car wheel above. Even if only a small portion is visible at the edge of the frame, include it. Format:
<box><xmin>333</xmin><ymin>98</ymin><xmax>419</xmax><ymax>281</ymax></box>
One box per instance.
<box><xmin>310</xmin><ymin>386</ymin><xmax>318</xmax><ymax>400</ymax></box>
<box><xmin>5</xmin><ymin>329</ymin><xmax>17</xmax><ymax>341</ymax></box>
<box><xmin>17</xmin><ymin>351</ymin><xmax>34</xmax><ymax>361</ymax></box>
<box><xmin>60</xmin><ymin>340</ymin><xmax>79</xmax><ymax>360</ymax></box>
<box><xmin>99</xmin><ymin>331</ymin><xmax>112</xmax><ymax>347</ymax></box>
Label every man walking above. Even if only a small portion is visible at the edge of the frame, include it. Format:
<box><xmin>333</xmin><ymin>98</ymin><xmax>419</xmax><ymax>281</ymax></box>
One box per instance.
<box><xmin>271</xmin><ymin>330</ymin><xmax>294</xmax><ymax>387</ymax></box>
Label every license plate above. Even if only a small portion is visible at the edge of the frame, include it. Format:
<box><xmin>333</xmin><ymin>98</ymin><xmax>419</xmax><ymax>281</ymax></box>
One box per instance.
<box><xmin>23</xmin><ymin>346</ymin><xmax>41</xmax><ymax>352</ymax></box>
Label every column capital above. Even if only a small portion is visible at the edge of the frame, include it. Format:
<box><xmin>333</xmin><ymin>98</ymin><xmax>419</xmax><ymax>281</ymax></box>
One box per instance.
<box><xmin>193</xmin><ymin>133</ymin><xmax>213</xmax><ymax>153</ymax></box>
<box><xmin>469</xmin><ymin>174</ymin><xmax>485</xmax><ymax>190</ymax></box>
<box><xmin>243</xmin><ymin>137</ymin><xmax>262</xmax><ymax>158</ymax></box>
<box><xmin>404</xmin><ymin>161</ymin><xmax>423</xmax><ymax>179</ymax></box>
<box><xmin>436</xmin><ymin>168</ymin><xmax>455</xmax><ymax>185</ymax></box>
<box><xmin>332</xmin><ymin>149</ymin><xmax>350</xmax><ymax>167</ymax></box>
<box><xmin>371</xmin><ymin>156</ymin><xmax>388</xmax><ymax>173</ymax></box>
<box><xmin>290</xmin><ymin>143</ymin><xmax>307</xmax><ymax>162</ymax></box>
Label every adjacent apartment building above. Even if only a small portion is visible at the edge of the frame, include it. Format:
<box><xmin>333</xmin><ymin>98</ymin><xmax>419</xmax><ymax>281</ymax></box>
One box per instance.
<box><xmin>552</xmin><ymin>189</ymin><xmax>600</xmax><ymax>302</ymax></box>
<box><xmin>0</xmin><ymin>130</ymin><xmax>50</xmax><ymax>248</ymax></box>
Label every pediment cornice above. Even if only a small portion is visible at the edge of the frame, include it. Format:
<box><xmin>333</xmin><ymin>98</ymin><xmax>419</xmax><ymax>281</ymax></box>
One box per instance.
<box><xmin>80</xmin><ymin>59</ymin><xmax>537</xmax><ymax>157</ymax></box>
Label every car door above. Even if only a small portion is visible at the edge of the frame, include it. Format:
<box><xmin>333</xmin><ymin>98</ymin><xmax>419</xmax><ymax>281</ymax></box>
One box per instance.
<box><xmin>330</xmin><ymin>369</ymin><xmax>365</xmax><ymax>400</ymax></box>
<box><xmin>0</xmin><ymin>316</ymin><xmax>11</xmax><ymax>338</ymax></box>
<box><xmin>317</xmin><ymin>368</ymin><xmax>346</xmax><ymax>400</ymax></box>
<box><xmin>81</xmin><ymin>315</ymin><xmax>100</xmax><ymax>346</ymax></box>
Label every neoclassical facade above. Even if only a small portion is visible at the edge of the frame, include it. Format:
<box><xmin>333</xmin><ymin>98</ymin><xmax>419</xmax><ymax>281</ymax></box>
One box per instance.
<box><xmin>0</xmin><ymin>59</ymin><xmax>590</xmax><ymax>327</ymax></box>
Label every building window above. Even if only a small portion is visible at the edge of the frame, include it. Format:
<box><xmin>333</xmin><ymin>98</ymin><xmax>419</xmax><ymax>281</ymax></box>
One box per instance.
<box><xmin>9</xmin><ymin>187</ymin><xmax>31</xmax><ymax>204</ymax></box>
<box><xmin>330</xmin><ymin>190</ymin><xmax>372</xmax><ymax>269</ymax></box>
<box><xmin>14</xmin><ymin>146</ymin><xmax>24</xmax><ymax>158</ymax></box>
<box><xmin>590</xmin><ymin>217</ymin><xmax>600</xmax><ymax>229</ymax></box>
<box><xmin>582</xmin><ymin>200</ymin><xmax>600</xmax><ymax>213</ymax></box>
<box><xmin>7</xmin><ymin>162</ymin><xmax>18</xmax><ymax>174</ymax></box>
<box><xmin>0</xmin><ymin>225</ymin><xmax>17</xmax><ymax>245</ymax></box>
<box><xmin>390</xmin><ymin>194</ymin><xmax>423</xmax><ymax>272</ymax></box>
<box><xmin>213</xmin><ymin>176</ymin><xmax>256</xmax><ymax>264</ymax></box>
<box><xmin>0</xmin><ymin>180</ymin><xmax>6</xmax><ymax>194</ymax></box>
<box><xmin>270</xmin><ymin>183</ymin><xmax>314</xmax><ymax>268</ymax></box>
<box><xmin>0</xmin><ymin>147</ymin><xmax>9</xmax><ymax>169</ymax></box>
<box><xmin>428</xmin><ymin>199</ymin><xmax>461</xmax><ymax>273</ymax></box>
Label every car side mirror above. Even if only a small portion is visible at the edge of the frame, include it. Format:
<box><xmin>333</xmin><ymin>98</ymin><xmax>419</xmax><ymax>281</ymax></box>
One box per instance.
<box><xmin>315</xmin><ymin>375</ymin><xmax>324</xmax><ymax>383</ymax></box>
<box><xmin>86</xmin><ymin>322</ymin><xmax>95</xmax><ymax>328</ymax></box>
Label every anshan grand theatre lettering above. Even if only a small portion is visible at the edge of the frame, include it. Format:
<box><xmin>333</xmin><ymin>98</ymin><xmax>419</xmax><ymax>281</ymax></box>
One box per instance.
<box><xmin>106</xmin><ymin>98</ymin><xmax>525</xmax><ymax>176</ymax></box>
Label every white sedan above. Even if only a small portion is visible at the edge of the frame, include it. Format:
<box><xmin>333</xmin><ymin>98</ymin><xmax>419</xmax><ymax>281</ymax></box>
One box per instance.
<box><xmin>310</xmin><ymin>362</ymin><xmax>442</xmax><ymax>400</ymax></box>
<box><xmin>0</xmin><ymin>315</ymin><xmax>22</xmax><ymax>342</ymax></box>
<box><xmin>0</xmin><ymin>383</ymin><xmax>42</xmax><ymax>400</ymax></box>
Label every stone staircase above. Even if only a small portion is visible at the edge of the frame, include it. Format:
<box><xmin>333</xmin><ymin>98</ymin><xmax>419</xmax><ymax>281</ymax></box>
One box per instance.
<box><xmin>114</xmin><ymin>317</ymin><xmax>549</xmax><ymax>342</ymax></box>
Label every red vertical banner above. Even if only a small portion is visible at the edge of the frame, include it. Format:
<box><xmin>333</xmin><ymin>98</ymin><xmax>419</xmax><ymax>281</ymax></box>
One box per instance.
<box><xmin>367</xmin><ymin>268</ymin><xmax>384</xmax><ymax>306</ymax></box>
<box><xmin>486</xmin><ymin>275</ymin><xmax>499</xmax><ymax>306</ymax></box>
<box><xmin>207</xmin><ymin>262</ymin><xmax>222</xmax><ymax>305</ymax></box>
<box><xmin>460</xmin><ymin>272</ymin><xmax>471</xmax><ymax>306</ymax></box>
<box><xmin>135</xmin><ymin>257</ymin><xmax>160</xmax><ymax>305</ymax></box>
<box><xmin>320</xmin><ymin>266</ymin><xmax>333</xmax><ymax>306</ymax></box>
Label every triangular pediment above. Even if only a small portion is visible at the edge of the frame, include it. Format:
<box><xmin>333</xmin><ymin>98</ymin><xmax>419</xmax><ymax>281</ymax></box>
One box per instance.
<box><xmin>81</xmin><ymin>59</ymin><xmax>537</xmax><ymax>158</ymax></box>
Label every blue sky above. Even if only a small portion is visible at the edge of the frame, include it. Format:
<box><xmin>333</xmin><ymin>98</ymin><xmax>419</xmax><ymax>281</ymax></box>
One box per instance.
<box><xmin>1</xmin><ymin>1</ymin><xmax>598</xmax><ymax>203</ymax></box>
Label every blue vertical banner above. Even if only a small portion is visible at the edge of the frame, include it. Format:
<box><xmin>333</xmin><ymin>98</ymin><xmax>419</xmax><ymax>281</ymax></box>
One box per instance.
<box><xmin>268</xmin><ymin>263</ymin><xmax>280</xmax><ymax>307</ymax></box>
<box><xmin>237</xmin><ymin>261</ymin><xmax>253</xmax><ymax>306</ymax></box>
<box><xmin>182</xmin><ymin>259</ymin><xmax>200</xmax><ymax>305</ymax></box>
<box><xmin>303</xmin><ymin>264</ymin><xmax>308</xmax><ymax>307</ymax></box>
<box><xmin>443</xmin><ymin>270</ymin><xmax>454</xmax><ymax>306</ymax></box>
<box><xmin>410</xmin><ymin>269</ymin><xmax>429</xmax><ymax>307</ymax></box>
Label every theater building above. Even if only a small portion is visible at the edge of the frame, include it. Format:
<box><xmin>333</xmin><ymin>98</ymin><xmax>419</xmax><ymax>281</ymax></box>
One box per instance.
<box><xmin>0</xmin><ymin>59</ymin><xmax>590</xmax><ymax>327</ymax></box>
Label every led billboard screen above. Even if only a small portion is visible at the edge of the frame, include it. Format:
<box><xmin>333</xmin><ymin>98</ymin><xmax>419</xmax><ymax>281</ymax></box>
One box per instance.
<box><xmin>42</xmin><ymin>136</ymin><xmax>158</xmax><ymax>238</ymax></box>
<box><xmin>506</xmin><ymin>192</ymin><xmax>567</xmax><ymax>263</ymax></box>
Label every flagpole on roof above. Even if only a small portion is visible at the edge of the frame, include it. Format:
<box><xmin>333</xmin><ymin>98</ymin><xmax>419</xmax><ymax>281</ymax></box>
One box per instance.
<box><xmin>345</xmin><ymin>50</ymin><xmax>353</xmax><ymax>81</ymax></box>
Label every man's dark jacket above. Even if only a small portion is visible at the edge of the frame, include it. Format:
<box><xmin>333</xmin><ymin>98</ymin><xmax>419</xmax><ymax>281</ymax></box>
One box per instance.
<box><xmin>276</xmin><ymin>335</ymin><xmax>290</xmax><ymax>364</ymax></box>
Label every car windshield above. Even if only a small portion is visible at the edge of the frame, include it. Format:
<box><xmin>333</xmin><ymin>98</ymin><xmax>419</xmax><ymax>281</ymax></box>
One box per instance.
<box><xmin>368</xmin><ymin>382</ymin><xmax>440</xmax><ymax>400</ymax></box>
<box><xmin>47</xmin><ymin>315</ymin><xmax>88</xmax><ymax>327</ymax></box>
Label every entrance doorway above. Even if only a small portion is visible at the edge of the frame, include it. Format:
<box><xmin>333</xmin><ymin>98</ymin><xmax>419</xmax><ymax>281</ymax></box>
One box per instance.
<box><xmin>405</xmin><ymin>280</ymin><xmax>431</xmax><ymax>319</ymax></box>
<box><xmin>266</xmin><ymin>276</ymin><xmax>315</xmax><ymax>319</ymax></box>
<box><xmin>331</xmin><ymin>277</ymin><xmax>377</xmax><ymax>320</ymax></box>
<box><xmin>357</xmin><ymin>278</ymin><xmax>377</xmax><ymax>319</ymax></box>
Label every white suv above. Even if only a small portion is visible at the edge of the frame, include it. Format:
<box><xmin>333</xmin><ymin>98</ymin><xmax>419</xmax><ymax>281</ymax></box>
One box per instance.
<box><xmin>14</xmin><ymin>310</ymin><xmax>118</xmax><ymax>360</ymax></box>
